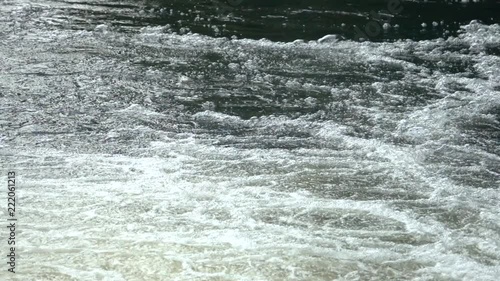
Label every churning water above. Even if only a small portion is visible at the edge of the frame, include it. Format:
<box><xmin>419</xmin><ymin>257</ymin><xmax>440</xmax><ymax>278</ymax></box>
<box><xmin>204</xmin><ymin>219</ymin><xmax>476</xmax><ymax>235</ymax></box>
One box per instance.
<box><xmin>0</xmin><ymin>0</ymin><xmax>499</xmax><ymax>280</ymax></box>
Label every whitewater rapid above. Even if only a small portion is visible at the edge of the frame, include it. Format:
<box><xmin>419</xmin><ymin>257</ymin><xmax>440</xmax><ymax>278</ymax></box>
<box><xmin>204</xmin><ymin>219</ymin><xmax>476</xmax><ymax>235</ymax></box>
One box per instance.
<box><xmin>0</xmin><ymin>1</ymin><xmax>499</xmax><ymax>280</ymax></box>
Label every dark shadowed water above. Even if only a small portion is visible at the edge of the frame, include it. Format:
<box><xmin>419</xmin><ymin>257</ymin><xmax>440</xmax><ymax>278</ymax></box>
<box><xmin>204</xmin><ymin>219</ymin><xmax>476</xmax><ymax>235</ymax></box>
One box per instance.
<box><xmin>0</xmin><ymin>0</ymin><xmax>499</xmax><ymax>280</ymax></box>
<box><xmin>145</xmin><ymin>0</ymin><xmax>500</xmax><ymax>41</ymax></box>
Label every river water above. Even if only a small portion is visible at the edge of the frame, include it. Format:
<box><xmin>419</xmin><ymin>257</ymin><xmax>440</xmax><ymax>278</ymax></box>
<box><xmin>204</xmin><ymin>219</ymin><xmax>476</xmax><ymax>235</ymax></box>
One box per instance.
<box><xmin>0</xmin><ymin>0</ymin><xmax>499</xmax><ymax>280</ymax></box>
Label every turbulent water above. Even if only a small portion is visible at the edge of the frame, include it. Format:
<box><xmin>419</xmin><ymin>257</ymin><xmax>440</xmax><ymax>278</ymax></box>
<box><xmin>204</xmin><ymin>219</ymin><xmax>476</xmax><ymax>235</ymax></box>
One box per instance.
<box><xmin>1</xmin><ymin>0</ymin><xmax>500</xmax><ymax>280</ymax></box>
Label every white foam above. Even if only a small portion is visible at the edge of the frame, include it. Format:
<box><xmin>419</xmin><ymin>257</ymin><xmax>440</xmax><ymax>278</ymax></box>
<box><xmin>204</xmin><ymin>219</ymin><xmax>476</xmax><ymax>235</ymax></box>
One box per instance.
<box><xmin>2</xmin><ymin>5</ymin><xmax>500</xmax><ymax>280</ymax></box>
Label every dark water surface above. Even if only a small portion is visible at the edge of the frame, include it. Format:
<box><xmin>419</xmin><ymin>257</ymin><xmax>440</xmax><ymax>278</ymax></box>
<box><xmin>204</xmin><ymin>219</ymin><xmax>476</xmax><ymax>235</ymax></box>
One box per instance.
<box><xmin>145</xmin><ymin>0</ymin><xmax>500</xmax><ymax>41</ymax></box>
<box><xmin>0</xmin><ymin>0</ymin><xmax>499</xmax><ymax>280</ymax></box>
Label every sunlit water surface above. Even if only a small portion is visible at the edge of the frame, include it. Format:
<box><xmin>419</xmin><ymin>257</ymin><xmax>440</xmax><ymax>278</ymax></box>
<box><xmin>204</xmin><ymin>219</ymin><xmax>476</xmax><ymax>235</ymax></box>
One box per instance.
<box><xmin>0</xmin><ymin>0</ymin><xmax>499</xmax><ymax>280</ymax></box>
